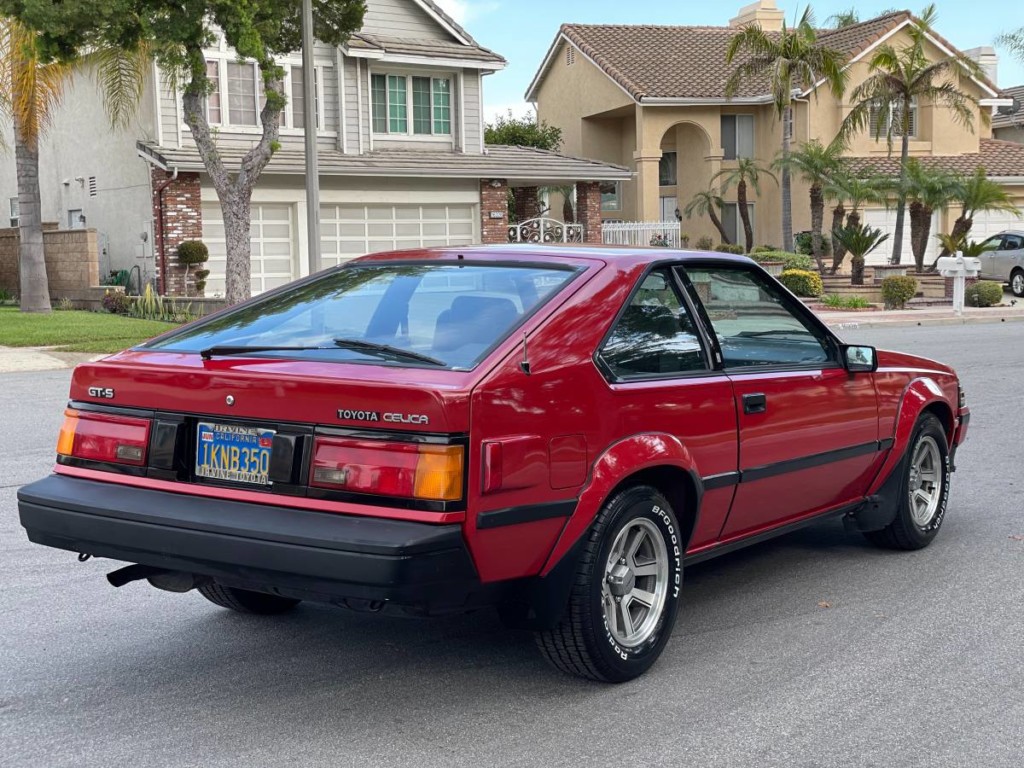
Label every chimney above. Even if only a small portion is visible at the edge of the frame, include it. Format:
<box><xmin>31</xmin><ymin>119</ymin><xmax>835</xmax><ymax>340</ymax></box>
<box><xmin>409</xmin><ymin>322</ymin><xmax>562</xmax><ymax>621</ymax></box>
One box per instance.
<box><xmin>964</xmin><ymin>46</ymin><xmax>998</xmax><ymax>85</ymax></box>
<box><xmin>729</xmin><ymin>0</ymin><xmax>785</xmax><ymax>32</ymax></box>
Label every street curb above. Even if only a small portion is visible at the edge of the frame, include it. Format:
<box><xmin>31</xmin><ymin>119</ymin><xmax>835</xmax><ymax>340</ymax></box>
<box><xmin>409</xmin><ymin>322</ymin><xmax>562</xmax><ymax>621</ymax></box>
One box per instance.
<box><xmin>823</xmin><ymin>313</ymin><xmax>1024</xmax><ymax>330</ymax></box>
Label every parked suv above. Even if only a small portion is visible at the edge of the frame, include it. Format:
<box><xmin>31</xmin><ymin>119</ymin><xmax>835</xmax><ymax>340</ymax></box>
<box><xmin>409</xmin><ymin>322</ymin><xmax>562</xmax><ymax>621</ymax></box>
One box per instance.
<box><xmin>18</xmin><ymin>246</ymin><xmax>970</xmax><ymax>682</ymax></box>
<box><xmin>978</xmin><ymin>230</ymin><xmax>1024</xmax><ymax>296</ymax></box>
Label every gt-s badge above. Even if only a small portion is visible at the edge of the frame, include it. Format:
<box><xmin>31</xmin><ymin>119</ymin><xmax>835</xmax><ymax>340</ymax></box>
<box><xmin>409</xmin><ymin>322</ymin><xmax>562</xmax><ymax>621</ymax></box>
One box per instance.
<box><xmin>87</xmin><ymin>387</ymin><xmax>115</xmax><ymax>399</ymax></box>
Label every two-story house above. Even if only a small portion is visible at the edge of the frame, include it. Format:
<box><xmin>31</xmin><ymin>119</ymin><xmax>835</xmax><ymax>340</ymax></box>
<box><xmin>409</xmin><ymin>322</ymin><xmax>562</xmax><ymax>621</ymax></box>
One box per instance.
<box><xmin>527</xmin><ymin>0</ymin><xmax>1024</xmax><ymax>264</ymax></box>
<box><xmin>0</xmin><ymin>0</ymin><xmax>629</xmax><ymax>298</ymax></box>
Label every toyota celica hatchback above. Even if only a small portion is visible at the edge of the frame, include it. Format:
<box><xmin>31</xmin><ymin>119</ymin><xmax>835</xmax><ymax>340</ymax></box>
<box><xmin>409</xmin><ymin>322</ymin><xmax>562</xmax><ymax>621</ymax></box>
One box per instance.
<box><xmin>18</xmin><ymin>245</ymin><xmax>970</xmax><ymax>682</ymax></box>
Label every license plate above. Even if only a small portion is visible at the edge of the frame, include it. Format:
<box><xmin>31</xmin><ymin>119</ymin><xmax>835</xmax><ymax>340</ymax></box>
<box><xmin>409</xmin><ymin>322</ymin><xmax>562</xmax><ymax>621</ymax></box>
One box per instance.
<box><xmin>195</xmin><ymin>422</ymin><xmax>275</xmax><ymax>486</ymax></box>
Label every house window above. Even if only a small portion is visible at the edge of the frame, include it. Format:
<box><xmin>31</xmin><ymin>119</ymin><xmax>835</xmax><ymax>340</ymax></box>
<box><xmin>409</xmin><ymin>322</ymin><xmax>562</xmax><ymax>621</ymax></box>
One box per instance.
<box><xmin>600</xmin><ymin>181</ymin><xmax>621</xmax><ymax>212</ymax></box>
<box><xmin>68</xmin><ymin>209</ymin><xmax>85</xmax><ymax>229</ymax></box>
<box><xmin>226</xmin><ymin>61</ymin><xmax>258</xmax><ymax>126</ymax></box>
<box><xmin>720</xmin><ymin>202</ymin><xmax>754</xmax><ymax>244</ymax></box>
<box><xmin>784</xmin><ymin>107</ymin><xmax>794</xmax><ymax>141</ymax></box>
<box><xmin>721</xmin><ymin>114</ymin><xmax>754</xmax><ymax>160</ymax></box>
<box><xmin>870</xmin><ymin>97</ymin><xmax>917</xmax><ymax>139</ymax></box>
<box><xmin>205</xmin><ymin>60</ymin><xmax>222</xmax><ymax>123</ymax></box>
<box><xmin>290</xmin><ymin>66</ymin><xmax>320</xmax><ymax>130</ymax></box>
<box><xmin>371</xmin><ymin>73</ymin><xmax>452</xmax><ymax>136</ymax></box>
<box><xmin>659</xmin><ymin>152</ymin><xmax>677</xmax><ymax>186</ymax></box>
<box><xmin>9</xmin><ymin>197</ymin><xmax>18</xmax><ymax>228</ymax></box>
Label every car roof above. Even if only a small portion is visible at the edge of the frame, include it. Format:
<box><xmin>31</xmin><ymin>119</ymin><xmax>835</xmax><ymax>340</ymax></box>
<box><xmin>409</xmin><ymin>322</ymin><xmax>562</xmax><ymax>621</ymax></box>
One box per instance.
<box><xmin>353</xmin><ymin>243</ymin><xmax>756</xmax><ymax>269</ymax></box>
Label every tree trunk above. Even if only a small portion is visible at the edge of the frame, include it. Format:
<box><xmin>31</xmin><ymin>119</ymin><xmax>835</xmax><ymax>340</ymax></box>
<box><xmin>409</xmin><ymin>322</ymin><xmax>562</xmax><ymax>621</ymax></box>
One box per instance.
<box><xmin>809</xmin><ymin>183</ymin><xmax>825</xmax><ymax>273</ymax></box>
<box><xmin>13</xmin><ymin>64</ymin><xmax>51</xmax><ymax>313</ymax></box>
<box><xmin>562</xmin><ymin>191</ymin><xmax>574</xmax><ymax>224</ymax></box>
<box><xmin>708</xmin><ymin>207</ymin><xmax>731</xmax><ymax>244</ymax></box>
<box><xmin>781</xmin><ymin>100</ymin><xmax>794</xmax><ymax>253</ymax></box>
<box><xmin>851</xmin><ymin>254</ymin><xmax>865</xmax><ymax>286</ymax></box>
<box><xmin>180</xmin><ymin>53</ymin><xmax>282</xmax><ymax>306</ymax></box>
<box><xmin>830</xmin><ymin>203</ymin><xmax>847</xmax><ymax>274</ymax></box>
<box><xmin>889</xmin><ymin>117</ymin><xmax>912</xmax><ymax>265</ymax></box>
<box><xmin>738</xmin><ymin>179</ymin><xmax>753</xmax><ymax>253</ymax></box>
<box><xmin>908</xmin><ymin>200</ymin><xmax>932</xmax><ymax>273</ymax></box>
<box><xmin>847</xmin><ymin>210</ymin><xmax>861</xmax><ymax>231</ymax></box>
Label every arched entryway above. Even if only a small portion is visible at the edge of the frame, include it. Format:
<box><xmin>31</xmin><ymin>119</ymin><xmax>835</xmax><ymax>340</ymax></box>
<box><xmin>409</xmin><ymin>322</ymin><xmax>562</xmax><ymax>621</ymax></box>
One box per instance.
<box><xmin>657</xmin><ymin>121</ymin><xmax>714</xmax><ymax>224</ymax></box>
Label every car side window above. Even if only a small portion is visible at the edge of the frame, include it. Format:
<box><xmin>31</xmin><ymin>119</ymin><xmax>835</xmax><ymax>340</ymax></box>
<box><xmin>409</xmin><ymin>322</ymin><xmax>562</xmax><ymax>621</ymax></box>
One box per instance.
<box><xmin>1002</xmin><ymin>235</ymin><xmax>1023</xmax><ymax>251</ymax></box>
<box><xmin>981</xmin><ymin>236</ymin><xmax>1003</xmax><ymax>252</ymax></box>
<box><xmin>681</xmin><ymin>266</ymin><xmax>834</xmax><ymax>368</ymax></box>
<box><xmin>599</xmin><ymin>268</ymin><xmax>708</xmax><ymax>378</ymax></box>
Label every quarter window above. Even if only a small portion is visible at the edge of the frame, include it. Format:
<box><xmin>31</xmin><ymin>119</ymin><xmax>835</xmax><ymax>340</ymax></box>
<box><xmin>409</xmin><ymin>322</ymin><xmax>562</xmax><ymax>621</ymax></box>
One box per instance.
<box><xmin>600</xmin><ymin>269</ymin><xmax>707</xmax><ymax>378</ymax></box>
<box><xmin>681</xmin><ymin>266</ymin><xmax>832</xmax><ymax>368</ymax></box>
<box><xmin>371</xmin><ymin>73</ymin><xmax>452</xmax><ymax>136</ymax></box>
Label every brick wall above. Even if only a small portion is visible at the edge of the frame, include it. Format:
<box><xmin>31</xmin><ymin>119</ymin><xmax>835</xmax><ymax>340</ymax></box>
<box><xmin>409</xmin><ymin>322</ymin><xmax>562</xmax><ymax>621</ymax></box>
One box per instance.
<box><xmin>575</xmin><ymin>181</ymin><xmax>602</xmax><ymax>244</ymax></box>
<box><xmin>152</xmin><ymin>168</ymin><xmax>203</xmax><ymax>296</ymax></box>
<box><xmin>944</xmin><ymin>276</ymin><xmax>978</xmax><ymax>299</ymax></box>
<box><xmin>513</xmin><ymin>187</ymin><xmax>540</xmax><ymax>223</ymax></box>
<box><xmin>480</xmin><ymin>179</ymin><xmax>509</xmax><ymax>244</ymax></box>
<box><xmin>0</xmin><ymin>225</ymin><xmax>100</xmax><ymax>298</ymax></box>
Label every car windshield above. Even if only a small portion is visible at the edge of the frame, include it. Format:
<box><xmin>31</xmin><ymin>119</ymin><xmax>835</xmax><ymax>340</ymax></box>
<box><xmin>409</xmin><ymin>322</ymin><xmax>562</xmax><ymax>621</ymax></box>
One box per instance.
<box><xmin>145</xmin><ymin>262</ymin><xmax>579</xmax><ymax>370</ymax></box>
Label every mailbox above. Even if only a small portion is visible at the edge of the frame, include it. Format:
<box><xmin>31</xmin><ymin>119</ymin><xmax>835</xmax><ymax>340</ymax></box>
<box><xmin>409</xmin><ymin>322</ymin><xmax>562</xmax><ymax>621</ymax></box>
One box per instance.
<box><xmin>936</xmin><ymin>255</ymin><xmax>981</xmax><ymax>277</ymax></box>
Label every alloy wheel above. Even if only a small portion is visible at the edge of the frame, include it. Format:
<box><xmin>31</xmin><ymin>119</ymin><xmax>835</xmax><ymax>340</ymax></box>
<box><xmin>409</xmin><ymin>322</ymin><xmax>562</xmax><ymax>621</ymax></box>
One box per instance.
<box><xmin>601</xmin><ymin>518</ymin><xmax>669</xmax><ymax>648</ymax></box>
<box><xmin>908</xmin><ymin>435</ymin><xmax>943</xmax><ymax>527</ymax></box>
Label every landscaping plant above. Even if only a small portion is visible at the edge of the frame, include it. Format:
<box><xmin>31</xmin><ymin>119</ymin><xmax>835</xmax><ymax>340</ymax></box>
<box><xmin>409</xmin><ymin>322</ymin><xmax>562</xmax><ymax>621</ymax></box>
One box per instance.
<box><xmin>748</xmin><ymin>250</ymin><xmax>815</xmax><ymax>272</ymax></box>
<box><xmin>176</xmin><ymin>240</ymin><xmax>210</xmax><ymax>297</ymax></box>
<box><xmin>833</xmin><ymin>224</ymin><xmax>890</xmax><ymax>285</ymax></box>
<box><xmin>822</xmin><ymin>294</ymin><xmax>871</xmax><ymax>309</ymax></box>
<box><xmin>714</xmin><ymin>243</ymin><xmax>745</xmax><ymax>255</ymax></box>
<box><xmin>965</xmin><ymin>281</ymin><xmax>1004</xmax><ymax>307</ymax></box>
<box><xmin>779</xmin><ymin>269</ymin><xmax>824</xmax><ymax>297</ymax></box>
<box><xmin>880</xmin><ymin>275</ymin><xmax>918</xmax><ymax>309</ymax></box>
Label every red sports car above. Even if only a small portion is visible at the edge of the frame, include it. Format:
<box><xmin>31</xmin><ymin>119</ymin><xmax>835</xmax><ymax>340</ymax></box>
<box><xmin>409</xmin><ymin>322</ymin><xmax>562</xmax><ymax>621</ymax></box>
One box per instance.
<box><xmin>18</xmin><ymin>246</ymin><xmax>969</xmax><ymax>682</ymax></box>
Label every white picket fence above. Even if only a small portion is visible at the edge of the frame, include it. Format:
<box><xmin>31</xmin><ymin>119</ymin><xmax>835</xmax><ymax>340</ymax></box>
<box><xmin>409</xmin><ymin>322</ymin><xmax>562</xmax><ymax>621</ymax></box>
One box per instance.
<box><xmin>602</xmin><ymin>221</ymin><xmax>684</xmax><ymax>248</ymax></box>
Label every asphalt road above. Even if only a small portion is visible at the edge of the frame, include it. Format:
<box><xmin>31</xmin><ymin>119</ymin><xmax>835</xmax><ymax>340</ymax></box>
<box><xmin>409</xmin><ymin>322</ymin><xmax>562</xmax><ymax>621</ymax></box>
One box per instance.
<box><xmin>1</xmin><ymin>323</ymin><xmax>1021</xmax><ymax>768</ymax></box>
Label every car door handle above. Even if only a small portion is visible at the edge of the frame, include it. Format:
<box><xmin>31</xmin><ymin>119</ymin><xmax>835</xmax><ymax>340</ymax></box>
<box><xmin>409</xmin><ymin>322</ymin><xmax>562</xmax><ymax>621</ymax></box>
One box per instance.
<box><xmin>743</xmin><ymin>393</ymin><xmax>767</xmax><ymax>414</ymax></box>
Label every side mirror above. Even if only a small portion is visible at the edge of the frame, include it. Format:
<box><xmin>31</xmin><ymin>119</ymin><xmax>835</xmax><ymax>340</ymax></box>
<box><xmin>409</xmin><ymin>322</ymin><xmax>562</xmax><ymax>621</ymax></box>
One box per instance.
<box><xmin>843</xmin><ymin>344</ymin><xmax>877</xmax><ymax>373</ymax></box>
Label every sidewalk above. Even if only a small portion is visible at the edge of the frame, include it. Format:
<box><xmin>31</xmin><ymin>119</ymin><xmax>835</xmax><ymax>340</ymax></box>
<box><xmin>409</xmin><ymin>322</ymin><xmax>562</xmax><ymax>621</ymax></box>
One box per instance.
<box><xmin>0</xmin><ymin>345</ymin><xmax>103</xmax><ymax>374</ymax></box>
<box><xmin>816</xmin><ymin>303</ymin><xmax>1024</xmax><ymax>330</ymax></box>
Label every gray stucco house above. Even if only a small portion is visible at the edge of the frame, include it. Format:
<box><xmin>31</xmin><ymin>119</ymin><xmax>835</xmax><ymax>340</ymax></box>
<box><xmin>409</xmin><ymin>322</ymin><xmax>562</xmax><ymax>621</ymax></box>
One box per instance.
<box><xmin>0</xmin><ymin>0</ymin><xmax>628</xmax><ymax>297</ymax></box>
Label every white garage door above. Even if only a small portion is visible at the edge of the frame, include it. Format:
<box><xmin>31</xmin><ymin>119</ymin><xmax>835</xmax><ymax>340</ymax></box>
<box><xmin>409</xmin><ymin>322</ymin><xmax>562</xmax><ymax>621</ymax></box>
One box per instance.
<box><xmin>319</xmin><ymin>203</ymin><xmax>476</xmax><ymax>267</ymax></box>
<box><xmin>970</xmin><ymin>209</ymin><xmax>1023</xmax><ymax>240</ymax></box>
<box><xmin>862</xmin><ymin>208</ymin><xmax>939</xmax><ymax>266</ymax></box>
<box><xmin>202</xmin><ymin>202</ymin><xmax>296</xmax><ymax>296</ymax></box>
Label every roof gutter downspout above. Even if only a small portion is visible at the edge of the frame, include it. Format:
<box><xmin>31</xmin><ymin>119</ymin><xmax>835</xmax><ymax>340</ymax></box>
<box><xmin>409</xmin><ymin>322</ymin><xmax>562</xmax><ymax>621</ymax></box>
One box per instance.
<box><xmin>153</xmin><ymin>166</ymin><xmax>178</xmax><ymax>296</ymax></box>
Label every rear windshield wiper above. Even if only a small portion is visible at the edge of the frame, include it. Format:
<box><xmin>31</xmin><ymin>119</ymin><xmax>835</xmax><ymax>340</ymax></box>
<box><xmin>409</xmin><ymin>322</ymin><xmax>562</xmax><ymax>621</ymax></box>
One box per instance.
<box><xmin>332</xmin><ymin>338</ymin><xmax>446</xmax><ymax>367</ymax></box>
<box><xmin>199</xmin><ymin>345</ymin><xmax>333</xmax><ymax>360</ymax></box>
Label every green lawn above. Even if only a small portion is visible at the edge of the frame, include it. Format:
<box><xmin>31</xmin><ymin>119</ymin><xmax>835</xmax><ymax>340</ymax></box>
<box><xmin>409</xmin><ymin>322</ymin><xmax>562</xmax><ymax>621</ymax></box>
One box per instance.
<box><xmin>0</xmin><ymin>307</ymin><xmax>178</xmax><ymax>353</ymax></box>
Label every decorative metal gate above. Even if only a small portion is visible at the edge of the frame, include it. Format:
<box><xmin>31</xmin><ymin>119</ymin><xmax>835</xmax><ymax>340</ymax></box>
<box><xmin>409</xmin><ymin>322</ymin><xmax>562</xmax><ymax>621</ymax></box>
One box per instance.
<box><xmin>508</xmin><ymin>217</ymin><xmax>583</xmax><ymax>243</ymax></box>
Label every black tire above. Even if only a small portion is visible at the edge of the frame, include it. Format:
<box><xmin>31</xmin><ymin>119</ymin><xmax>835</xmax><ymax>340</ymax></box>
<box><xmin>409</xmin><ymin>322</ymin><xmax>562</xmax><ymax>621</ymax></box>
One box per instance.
<box><xmin>865</xmin><ymin>413</ymin><xmax>951</xmax><ymax>551</ymax></box>
<box><xmin>196</xmin><ymin>582</ymin><xmax>301</xmax><ymax>615</ymax></box>
<box><xmin>535</xmin><ymin>485</ymin><xmax>683</xmax><ymax>682</ymax></box>
<box><xmin>1010</xmin><ymin>269</ymin><xmax>1024</xmax><ymax>298</ymax></box>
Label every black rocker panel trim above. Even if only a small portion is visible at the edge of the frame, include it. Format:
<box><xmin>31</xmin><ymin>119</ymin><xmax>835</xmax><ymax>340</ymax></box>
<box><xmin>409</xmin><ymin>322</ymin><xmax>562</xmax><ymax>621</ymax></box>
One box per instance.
<box><xmin>476</xmin><ymin>500</ymin><xmax>577</xmax><ymax>530</ymax></box>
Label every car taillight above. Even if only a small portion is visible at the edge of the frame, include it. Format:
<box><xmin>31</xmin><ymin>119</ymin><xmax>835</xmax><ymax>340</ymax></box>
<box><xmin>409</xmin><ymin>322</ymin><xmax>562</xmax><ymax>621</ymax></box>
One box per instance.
<box><xmin>310</xmin><ymin>436</ymin><xmax>464</xmax><ymax>502</ymax></box>
<box><xmin>57</xmin><ymin>408</ymin><xmax>151</xmax><ymax>466</ymax></box>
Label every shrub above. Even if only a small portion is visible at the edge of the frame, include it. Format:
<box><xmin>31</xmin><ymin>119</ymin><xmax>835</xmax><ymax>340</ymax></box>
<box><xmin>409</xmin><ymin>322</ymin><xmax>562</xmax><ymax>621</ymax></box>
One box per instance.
<box><xmin>128</xmin><ymin>284</ymin><xmax>195</xmax><ymax>323</ymax></box>
<box><xmin>750</xmin><ymin>245</ymin><xmax>776</xmax><ymax>254</ymax></box>
<box><xmin>880</xmin><ymin>275</ymin><xmax>918</xmax><ymax>309</ymax></box>
<box><xmin>680</xmin><ymin>234</ymin><xmax>691</xmax><ymax>248</ymax></box>
<box><xmin>714</xmin><ymin>243</ymin><xmax>745</xmax><ymax>254</ymax></box>
<box><xmin>193</xmin><ymin>268</ymin><xmax>211</xmax><ymax>294</ymax></box>
<box><xmin>695</xmin><ymin>236</ymin><xmax>714</xmax><ymax>251</ymax></box>
<box><xmin>965</xmin><ymin>280</ymin><xmax>1004</xmax><ymax>307</ymax></box>
<box><xmin>747</xmin><ymin>250</ymin><xmax>815</xmax><ymax>272</ymax></box>
<box><xmin>822</xmin><ymin>294</ymin><xmax>871</xmax><ymax>309</ymax></box>
<box><xmin>0</xmin><ymin>287</ymin><xmax>15</xmax><ymax>304</ymax></box>
<box><xmin>102</xmin><ymin>290</ymin><xmax>131</xmax><ymax>315</ymax></box>
<box><xmin>649</xmin><ymin>233</ymin><xmax>670</xmax><ymax>247</ymax></box>
<box><xmin>794</xmin><ymin>231</ymin><xmax>831</xmax><ymax>256</ymax></box>
<box><xmin>176</xmin><ymin>240</ymin><xmax>210</xmax><ymax>266</ymax></box>
<box><xmin>779</xmin><ymin>269</ymin><xmax>824</xmax><ymax>298</ymax></box>
<box><xmin>55</xmin><ymin>296</ymin><xmax>76</xmax><ymax>311</ymax></box>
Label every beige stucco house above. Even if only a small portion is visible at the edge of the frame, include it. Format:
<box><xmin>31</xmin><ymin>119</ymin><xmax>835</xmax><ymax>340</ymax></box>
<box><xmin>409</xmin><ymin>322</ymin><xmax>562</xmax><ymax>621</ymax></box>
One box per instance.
<box><xmin>528</xmin><ymin>0</ymin><xmax>1024</xmax><ymax>264</ymax></box>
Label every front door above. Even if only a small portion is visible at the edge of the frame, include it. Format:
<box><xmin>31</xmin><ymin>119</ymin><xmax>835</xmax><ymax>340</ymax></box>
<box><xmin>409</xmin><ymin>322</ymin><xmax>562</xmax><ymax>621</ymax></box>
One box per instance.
<box><xmin>679</xmin><ymin>264</ymin><xmax>880</xmax><ymax>542</ymax></box>
<box><xmin>660</xmin><ymin>196</ymin><xmax>677</xmax><ymax>223</ymax></box>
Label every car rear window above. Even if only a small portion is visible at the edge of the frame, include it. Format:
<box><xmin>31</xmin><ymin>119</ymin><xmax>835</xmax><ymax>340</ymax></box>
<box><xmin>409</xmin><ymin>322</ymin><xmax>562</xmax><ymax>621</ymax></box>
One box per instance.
<box><xmin>145</xmin><ymin>262</ymin><xmax>579</xmax><ymax>369</ymax></box>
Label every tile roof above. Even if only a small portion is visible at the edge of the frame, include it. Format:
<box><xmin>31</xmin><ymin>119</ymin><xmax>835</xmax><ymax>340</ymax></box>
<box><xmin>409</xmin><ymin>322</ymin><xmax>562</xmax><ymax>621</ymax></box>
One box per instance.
<box><xmin>137</xmin><ymin>142</ymin><xmax>631</xmax><ymax>182</ymax></box>
<box><xmin>847</xmin><ymin>138</ymin><xmax>1024</xmax><ymax>179</ymax></box>
<box><xmin>992</xmin><ymin>85</ymin><xmax>1024</xmax><ymax>129</ymax></box>
<box><xmin>348</xmin><ymin>33</ymin><xmax>505</xmax><ymax>64</ymax></box>
<box><xmin>555</xmin><ymin>12</ymin><xmax>910</xmax><ymax>100</ymax></box>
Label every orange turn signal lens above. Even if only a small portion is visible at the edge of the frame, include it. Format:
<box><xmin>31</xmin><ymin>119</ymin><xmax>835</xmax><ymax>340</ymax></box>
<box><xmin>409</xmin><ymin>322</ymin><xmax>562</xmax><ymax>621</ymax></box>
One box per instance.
<box><xmin>56</xmin><ymin>409</ymin><xmax>80</xmax><ymax>456</ymax></box>
<box><xmin>413</xmin><ymin>445</ymin><xmax>465</xmax><ymax>502</ymax></box>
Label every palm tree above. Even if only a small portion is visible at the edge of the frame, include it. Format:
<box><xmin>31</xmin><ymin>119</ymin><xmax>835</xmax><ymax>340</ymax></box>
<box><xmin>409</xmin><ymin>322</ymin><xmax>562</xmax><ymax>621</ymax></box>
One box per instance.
<box><xmin>778</xmin><ymin>139</ymin><xmax>844</xmax><ymax>271</ymax></box>
<box><xmin>833</xmin><ymin>223</ymin><xmax>890</xmax><ymax>285</ymax></box>
<box><xmin>726</xmin><ymin>7</ymin><xmax>847</xmax><ymax>253</ymax></box>
<box><xmin>827</xmin><ymin>10</ymin><xmax>860</xmax><ymax>28</ymax></box>
<box><xmin>996</xmin><ymin>28</ymin><xmax>1024</xmax><ymax>62</ymax></box>
<box><xmin>824</xmin><ymin>169</ymin><xmax>886</xmax><ymax>273</ymax></box>
<box><xmin>936</xmin><ymin>233</ymin><xmax>998</xmax><ymax>259</ymax></box>
<box><xmin>839</xmin><ymin>4</ymin><xmax>983</xmax><ymax>266</ymax></box>
<box><xmin>0</xmin><ymin>20</ymin><xmax>146</xmax><ymax>313</ymax></box>
<box><xmin>932</xmin><ymin>168</ymin><xmax>1021</xmax><ymax>265</ymax></box>
<box><xmin>712</xmin><ymin>158</ymin><xmax>776</xmax><ymax>253</ymax></box>
<box><xmin>902</xmin><ymin>160</ymin><xmax>958</xmax><ymax>273</ymax></box>
<box><xmin>684</xmin><ymin>189</ymin><xmax>732</xmax><ymax>245</ymax></box>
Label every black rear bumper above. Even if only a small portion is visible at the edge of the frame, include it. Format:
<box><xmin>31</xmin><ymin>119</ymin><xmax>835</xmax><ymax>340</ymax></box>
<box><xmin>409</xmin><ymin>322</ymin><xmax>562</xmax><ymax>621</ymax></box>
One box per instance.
<box><xmin>18</xmin><ymin>475</ymin><xmax>483</xmax><ymax>613</ymax></box>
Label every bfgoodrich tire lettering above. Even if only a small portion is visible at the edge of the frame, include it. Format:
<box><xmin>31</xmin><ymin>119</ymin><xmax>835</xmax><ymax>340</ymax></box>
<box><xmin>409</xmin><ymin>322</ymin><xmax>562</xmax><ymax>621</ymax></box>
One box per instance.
<box><xmin>865</xmin><ymin>413</ymin><xmax>951</xmax><ymax>551</ymax></box>
<box><xmin>535</xmin><ymin>485</ymin><xmax>683</xmax><ymax>682</ymax></box>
